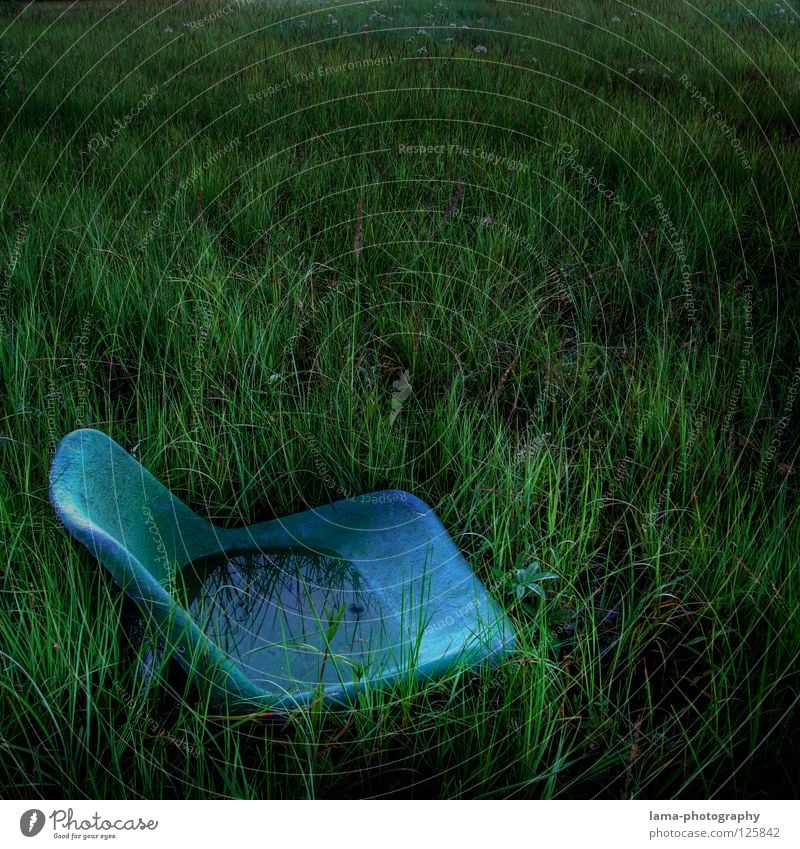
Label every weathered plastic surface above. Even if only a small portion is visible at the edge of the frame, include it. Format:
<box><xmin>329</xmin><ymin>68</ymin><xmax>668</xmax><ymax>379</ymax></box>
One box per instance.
<box><xmin>49</xmin><ymin>429</ymin><xmax>515</xmax><ymax>711</ymax></box>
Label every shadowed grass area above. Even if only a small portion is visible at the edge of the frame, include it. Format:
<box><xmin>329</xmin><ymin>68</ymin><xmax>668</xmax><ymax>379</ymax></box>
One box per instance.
<box><xmin>1</xmin><ymin>0</ymin><xmax>799</xmax><ymax>798</ymax></box>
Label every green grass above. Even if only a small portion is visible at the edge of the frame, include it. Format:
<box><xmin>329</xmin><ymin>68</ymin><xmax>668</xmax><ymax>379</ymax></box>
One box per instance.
<box><xmin>1</xmin><ymin>0</ymin><xmax>799</xmax><ymax>798</ymax></box>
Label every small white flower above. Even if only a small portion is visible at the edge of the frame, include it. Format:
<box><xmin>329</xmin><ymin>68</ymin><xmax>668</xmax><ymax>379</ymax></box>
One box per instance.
<box><xmin>474</xmin><ymin>45</ymin><xmax>488</xmax><ymax>53</ymax></box>
<box><xmin>417</xmin><ymin>28</ymin><xmax>427</xmax><ymax>35</ymax></box>
<box><xmin>417</xmin><ymin>46</ymin><xmax>428</xmax><ymax>54</ymax></box>
<box><xmin>611</xmin><ymin>16</ymin><xmax>621</xmax><ymax>23</ymax></box>
<box><xmin>164</xmin><ymin>25</ymin><xmax>174</xmax><ymax>33</ymax></box>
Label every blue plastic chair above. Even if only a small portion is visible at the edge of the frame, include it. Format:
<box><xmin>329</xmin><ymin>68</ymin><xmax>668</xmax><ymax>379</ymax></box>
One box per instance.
<box><xmin>49</xmin><ymin>429</ymin><xmax>515</xmax><ymax>711</ymax></box>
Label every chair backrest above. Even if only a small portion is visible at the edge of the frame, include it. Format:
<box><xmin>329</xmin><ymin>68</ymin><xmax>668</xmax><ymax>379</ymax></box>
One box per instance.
<box><xmin>50</xmin><ymin>429</ymin><xmax>265</xmax><ymax>705</ymax></box>
<box><xmin>49</xmin><ymin>429</ymin><xmax>218</xmax><ymax>602</ymax></box>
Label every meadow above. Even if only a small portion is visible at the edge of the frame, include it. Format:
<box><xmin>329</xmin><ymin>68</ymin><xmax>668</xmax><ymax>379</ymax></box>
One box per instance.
<box><xmin>1</xmin><ymin>0</ymin><xmax>799</xmax><ymax>798</ymax></box>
